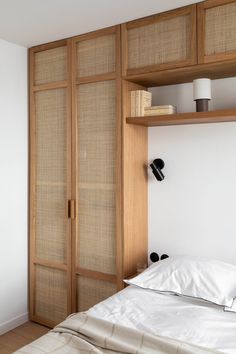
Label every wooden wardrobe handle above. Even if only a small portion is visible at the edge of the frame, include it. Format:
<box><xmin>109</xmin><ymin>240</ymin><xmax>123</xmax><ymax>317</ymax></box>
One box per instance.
<box><xmin>68</xmin><ymin>200</ymin><xmax>75</xmax><ymax>219</ymax></box>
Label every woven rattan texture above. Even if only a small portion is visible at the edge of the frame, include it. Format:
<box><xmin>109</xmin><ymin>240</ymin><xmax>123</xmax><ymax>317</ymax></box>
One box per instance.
<box><xmin>77</xmin><ymin>188</ymin><xmax>116</xmax><ymax>274</ymax></box>
<box><xmin>77</xmin><ymin>81</ymin><xmax>116</xmax><ymax>184</ymax></box>
<box><xmin>76</xmin><ymin>34</ymin><xmax>116</xmax><ymax>78</ymax></box>
<box><xmin>77</xmin><ymin>276</ymin><xmax>117</xmax><ymax>311</ymax></box>
<box><xmin>128</xmin><ymin>15</ymin><xmax>190</xmax><ymax>69</ymax></box>
<box><xmin>76</xmin><ymin>81</ymin><xmax>116</xmax><ymax>274</ymax></box>
<box><xmin>35</xmin><ymin>46</ymin><xmax>67</xmax><ymax>85</ymax></box>
<box><xmin>35</xmin><ymin>89</ymin><xmax>67</xmax><ymax>262</ymax></box>
<box><xmin>205</xmin><ymin>3</ymin><xmax>236</xmax><ymax>56</ymax></box>
<box><xmin>35</xmin><ymin>185</ymin><xmax>67</xmax><ymax>262</ymax></box>
<box><xmin>35</xmin><ymin>265</ymin><xmax>67</xmax><ymax>323</ymax></box>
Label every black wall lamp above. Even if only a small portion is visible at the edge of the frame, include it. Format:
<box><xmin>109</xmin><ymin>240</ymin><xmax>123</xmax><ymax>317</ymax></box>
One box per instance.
<box><xmin>150</xmin><ymin>252</ymin><xmax>169</xmax><ymax>263</ymax></box>
<box><xmin>150</xmin><ymin>158</ymin><xmax>165</xmax><ymax>181</ymax></box>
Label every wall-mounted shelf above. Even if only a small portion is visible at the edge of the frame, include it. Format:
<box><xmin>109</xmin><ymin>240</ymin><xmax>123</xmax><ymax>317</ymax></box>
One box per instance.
<box><xmin>126</xmin><ymin>109</ymin><xmax>236</xmax><ymax>127</ymax></box>
<box><xmin>124</xmin><ymin>60</ymin><xmax>236</xmax><ymax>88</ymax></box>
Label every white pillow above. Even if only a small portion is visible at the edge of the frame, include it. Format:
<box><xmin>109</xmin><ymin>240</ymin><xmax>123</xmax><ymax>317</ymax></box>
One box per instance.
<box><xmin>225</xmin><ymin>298</ymin><xmax>236</xmax><ymax>313</ymax></box>
<box><xmin>124</xmin><ymin>256</ymin><xmax>236</xmax><ymax>307</ymax></box>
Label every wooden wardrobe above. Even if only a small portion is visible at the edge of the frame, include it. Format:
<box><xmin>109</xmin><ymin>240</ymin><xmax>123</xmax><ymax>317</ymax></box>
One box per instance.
<box><xmin>29</xmin><ymin>26</ymin><xmax>147</xmax><ymax>327</ymax></box>
<box><xmin>30</xmin><ymin>0</ymin><xmax>236</xmax><ymax>327</ymax></box>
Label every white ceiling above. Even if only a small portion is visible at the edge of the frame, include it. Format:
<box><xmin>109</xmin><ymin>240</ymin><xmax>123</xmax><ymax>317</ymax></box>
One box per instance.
<box><xmin>0</xmin><ymin>0</ymin><xmax>201</xmax><ymax>48</ymax></box>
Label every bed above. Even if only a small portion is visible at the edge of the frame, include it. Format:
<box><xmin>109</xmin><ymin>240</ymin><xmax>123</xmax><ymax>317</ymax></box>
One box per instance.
<box><xmin>14</xmin><ymin>256</ymin><xmax>236</xmax><ymax>354</ymax></box>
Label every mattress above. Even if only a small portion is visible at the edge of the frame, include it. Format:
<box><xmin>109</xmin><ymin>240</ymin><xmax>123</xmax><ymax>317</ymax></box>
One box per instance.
<box><xmin>88</xmin><ymin>285</ymin><xmax>236</xmax><ymax>354</ymax></box>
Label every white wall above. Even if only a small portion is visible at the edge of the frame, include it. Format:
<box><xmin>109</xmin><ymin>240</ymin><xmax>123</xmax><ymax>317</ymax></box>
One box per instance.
<box><xmin>148</xmin><ymin>78</ymin><xmax>236</xmax><ymax>265</ymax></box>
<box><xmin>0</xmin><ymin>39</ymin><xmax>28</xmax><ymax>334</ymax></box>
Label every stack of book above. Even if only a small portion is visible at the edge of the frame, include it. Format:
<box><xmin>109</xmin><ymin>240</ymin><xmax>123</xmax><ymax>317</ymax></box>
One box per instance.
<box><xmin>130</xmin><ymin>90</ymin><xmax>152</xmax><ymax>117</ymax></box>
<box><xmin>130</xmin><ymin>90</ymin><xmax>177</xmax><ymax>117</ymax></box>
<box><xmin>144</xmin><ymin>105</ymin><xmax>177</xmax><ymax>116</ymax></box>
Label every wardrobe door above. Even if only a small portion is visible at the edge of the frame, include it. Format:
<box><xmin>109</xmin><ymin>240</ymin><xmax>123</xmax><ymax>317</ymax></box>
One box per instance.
<box><xmin>72</xmin><ymin>27</ymin><xmax>121</xmax><ymax>312</ymax></box>
<box><xmin>122</xmin><ymin>4</ymin><xmax>196</xmax><ymax>76</ymax></box>
<box><xmin>198</xmin><ymin>0</ymin><xmax>236</xmax><ymax>63</ymax></box>
<box><xmin>30</xmin><ymin>41</ymin><xmax>72</xmax><ymax>327</ymax></box>
<box><xmin>75</xmin><ymin>80</ymin><xmax>118</xmax><ymax>310</ymax></box>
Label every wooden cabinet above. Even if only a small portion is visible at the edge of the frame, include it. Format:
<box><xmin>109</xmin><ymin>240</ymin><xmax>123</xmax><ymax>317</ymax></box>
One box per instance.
<box><xmin>29</xmin><ymin>26</ymin><xmax>147</xmax><ymax>327</ymax></box>
<box><xmin>122</xmin><ymin>5</ymin><xmax>197</xmax><ymax>76</ymax></box>
<box><xmin>198</xmin><ymin>0</ymin><xmax>236</xmax><ymax>64</ymax></box>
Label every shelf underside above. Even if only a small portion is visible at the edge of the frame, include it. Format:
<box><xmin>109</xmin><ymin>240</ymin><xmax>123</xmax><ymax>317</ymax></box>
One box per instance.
<box><xmin>126</xmin><ymin>109</ymin><xmax>236</xmax><ymax>127</ymax></box>
<box><xmin>124</xmin><ymin>60</ymin><xmax>236</xmax><ymax>87</ymax></box>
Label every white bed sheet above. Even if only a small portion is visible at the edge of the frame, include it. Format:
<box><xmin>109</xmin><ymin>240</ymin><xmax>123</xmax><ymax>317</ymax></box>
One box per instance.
<box><xmin>88</xmin><ymin>285</ymin><xmax>236</xmax><ymax>354</ymax></box>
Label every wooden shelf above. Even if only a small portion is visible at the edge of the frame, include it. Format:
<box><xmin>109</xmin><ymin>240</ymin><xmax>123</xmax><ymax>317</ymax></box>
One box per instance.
<box><xmin>124</xmin><ymin>60</ymin><xmax>236</xmax><ymax>87</ymax></box>
<box><xmin>126</xmin><ymin>109</ymin><xmax>236</xmax><ymax>127</ymax></box>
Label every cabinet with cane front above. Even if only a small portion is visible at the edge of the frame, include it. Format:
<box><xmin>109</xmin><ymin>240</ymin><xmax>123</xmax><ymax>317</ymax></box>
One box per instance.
<box><xmin>198</xmin><ymin>0</ymin><xmax>236</xmax><ymax>64</ymax></box>
<box><xmin>29</xmin><ymin>26</ymin><xmax>147</xmax><ymax>327</ymax></box>
<box><xmin>122</xmin><ymin>4</ymin><xmax>197</xmax><ymax>77</ymax></box>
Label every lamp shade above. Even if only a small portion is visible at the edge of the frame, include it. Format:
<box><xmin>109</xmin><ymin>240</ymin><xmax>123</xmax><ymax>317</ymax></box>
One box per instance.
<box><xmin>193</xmin><ymin>78</ymin><xmax>212</xmax><ymax>100</ymax></box>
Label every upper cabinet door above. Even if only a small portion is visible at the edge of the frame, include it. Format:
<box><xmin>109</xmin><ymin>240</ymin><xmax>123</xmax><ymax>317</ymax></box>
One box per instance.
<box><xmin>74</xmin><ymin>26</ymin><xmax>120</xmax><ymax>82</ymax></box>
<box><xmin>122</xmin><ymin>4</ymin><xmax>197</xmax><ymax>76</ymax></box>
<box><xmin>198</xmin><ymin>0</ymin><xmax>236</xmax><ymax>64</ymax></box>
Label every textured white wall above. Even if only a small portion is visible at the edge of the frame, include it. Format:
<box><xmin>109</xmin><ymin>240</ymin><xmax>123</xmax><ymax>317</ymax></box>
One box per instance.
<box><xmin>148</xmin><ymin>78</ymin><xmax>236</xmax><ymax>265</ymax></box>
<box><xmin>0</xmin><ymin>39</ymin><xmax>28</xmax><ymax>334</ymax></box>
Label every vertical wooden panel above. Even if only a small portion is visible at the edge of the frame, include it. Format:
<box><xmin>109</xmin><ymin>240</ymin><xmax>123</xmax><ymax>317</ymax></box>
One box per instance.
<box><xmin>122</xmin><ymin>80</ymin><xmax>148</xmax><ymax>277</ymax></box>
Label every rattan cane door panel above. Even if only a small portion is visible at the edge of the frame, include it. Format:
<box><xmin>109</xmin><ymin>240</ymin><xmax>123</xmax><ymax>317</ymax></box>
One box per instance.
<box><xmin>34</xmin><ymin>46</ymin><xmax>67</xmax><ymax>85</ymax></box>
<box><xmin>124</xmin><ymin>5</ymin><xmax>196</xmax><ymax>75</ymax></box>
<box><xmin>76</xmin><ymin>34</ymin><xmax>116</xmax><ymax>78</ymax></box>
<box><xmin>35</xmin><ymin>184</ymin><xmax>67</xmax><ymax>262</ymax></box>
<box><xmin>198</xmin><ymin>1</ymin><xmax>236</xmax><ymax>63</ymax></box>
<box><xmin>35</xmin><ymin>265</ymin><xmax>67</xmax><ymax>324</ymax></box>
<box><xmin>77</xmin><ymin>82</ymin><xmax>116</xmax><ymax>185</ymax></box>
<box><xmin>76</xmin><ymin>81</ymin><xmax>116</xmax><ymax>274</ymax></box>
<box><xmin>77</xmin><ymin>276</ymin><xmax>117</xmax><ymax>311</ymax></box>
<box><xmin>35</xmin><ymin>89</ymin><xmax>68</xmax><ymax>262</ymax></box>
<box><xmin>77</xmin><ymin>188</ymin><xmax>116</xmax><ymax>274</ymax></box>
<box><xmin>35</xmin><ymin>89</ymin><xmax>67</xmax><ymax>184</ymax></box>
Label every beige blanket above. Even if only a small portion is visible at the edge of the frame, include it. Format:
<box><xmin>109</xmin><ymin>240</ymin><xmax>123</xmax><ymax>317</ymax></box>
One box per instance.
<box><xmin>14</xmin><ymin>313</ymin><xmax>225</xmax><ymax>354</ymax></box>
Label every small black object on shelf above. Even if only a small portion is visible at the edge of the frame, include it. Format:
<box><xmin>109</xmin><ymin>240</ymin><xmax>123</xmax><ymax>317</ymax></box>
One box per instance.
<box><xmin>150</xmin><ymin>158</ymin><xmax>165</xmax><ymax>181</ymax></box>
